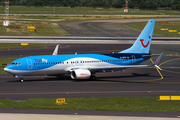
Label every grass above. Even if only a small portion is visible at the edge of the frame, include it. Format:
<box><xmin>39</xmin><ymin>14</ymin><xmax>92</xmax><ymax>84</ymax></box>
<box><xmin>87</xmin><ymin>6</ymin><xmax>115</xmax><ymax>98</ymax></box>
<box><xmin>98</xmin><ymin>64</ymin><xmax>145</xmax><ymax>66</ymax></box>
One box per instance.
<box><xmin>0</xmin><ymin>58</ymin><xmax>18</xmax><ymax>67</ymax></box>
<box><xmin>0</xmin><ymin>58</ymin><xmax>18</xmax><ymax>74</ymax></box>
<box><xmin>0</xmin><ymin>21</ymin><xmax>70</xmax><ymax>36</ymax></box>
<box><xmin>123</xmin><ymin>21</ymin><xmax>180</xmax><ymax>37</ymax></box>
<box><xmin>0</xmin><ymin>15</ymin><xmax>166</xmax><ymax>22</ymax></box>
<box><xmin>0</xmin><ymin>6</ymin><xmax>180</xmax><ymax>15</ymax></box>
<box><xmin>0</xmin><ymin>97</ymin><xmax>180</xmax><ymax>112</ymax></box>
<box><xmin>1</xmin><ymin>15</ymin><xmax>125</xmax><ymax>22</ymax></box>
<box><xmin>0</xmin><ymin>69</ymin><xmax>8</xmax><ymax>74</ymax></box>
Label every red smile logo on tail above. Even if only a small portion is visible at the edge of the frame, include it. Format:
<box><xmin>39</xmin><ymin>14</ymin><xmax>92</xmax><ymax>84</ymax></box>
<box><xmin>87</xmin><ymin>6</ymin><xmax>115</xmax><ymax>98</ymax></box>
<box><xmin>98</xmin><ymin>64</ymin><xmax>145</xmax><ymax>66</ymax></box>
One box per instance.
<box><xmin>140</xmin><ymin>36</ymin><xmax>151</xmax><ymax>48</ymax></box>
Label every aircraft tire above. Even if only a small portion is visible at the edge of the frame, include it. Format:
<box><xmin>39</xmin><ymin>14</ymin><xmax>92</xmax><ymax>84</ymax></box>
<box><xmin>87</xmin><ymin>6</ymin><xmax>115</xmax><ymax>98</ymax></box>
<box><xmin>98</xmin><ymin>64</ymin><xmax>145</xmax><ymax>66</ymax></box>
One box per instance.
<box><xmin>19</xmin><ymin>79</ymin><xmax>24</xmax><ymax>82</ymax></box>
<box><xmin>90</xmin><ymin>75</ymin><xmax>96</xmax><ymax>80</ymax></box>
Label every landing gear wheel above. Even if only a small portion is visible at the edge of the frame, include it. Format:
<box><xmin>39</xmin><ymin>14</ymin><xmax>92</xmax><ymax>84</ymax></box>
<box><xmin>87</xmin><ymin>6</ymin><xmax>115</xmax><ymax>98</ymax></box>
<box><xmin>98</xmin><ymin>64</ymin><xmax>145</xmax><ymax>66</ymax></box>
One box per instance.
<box><xmin>90</xmin><ymin>75</ymin><xmax>96</xmax><ymax>80</ymax></box>
<box><xmin>19</xmin><ymin>79</ymin><xmax>24</xmax><ymax>82</ymax></box>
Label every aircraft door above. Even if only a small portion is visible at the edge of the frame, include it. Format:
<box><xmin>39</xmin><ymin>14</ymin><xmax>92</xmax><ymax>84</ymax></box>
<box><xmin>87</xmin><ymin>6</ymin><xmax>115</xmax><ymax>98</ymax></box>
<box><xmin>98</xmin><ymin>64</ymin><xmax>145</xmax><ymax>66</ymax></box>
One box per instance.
<box><xmin>27</xmin><ymin>59</ymin><xmax>33</xmax><ymax>69</ymax></box>
<box><xmin>76</xmin><ymin>60</ymin><xmax>83</xmax><ymax>66</ymax></box>
<box><xmin>131</xmin><ymin>55</ymin><xmax>136</xmax><ymax>64</ymax></box>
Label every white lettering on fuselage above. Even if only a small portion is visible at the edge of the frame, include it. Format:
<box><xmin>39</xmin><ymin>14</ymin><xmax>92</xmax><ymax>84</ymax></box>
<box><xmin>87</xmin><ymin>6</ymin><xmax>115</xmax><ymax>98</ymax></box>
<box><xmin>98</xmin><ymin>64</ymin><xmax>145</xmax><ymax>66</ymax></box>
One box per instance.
<box><xmin>42</xmin><ymin>58</ymin><xmax>48</xmax><ymax>63</ymax></box>
<box><xmin>120</xmin><ymin>57</ymin><xmax>126</xmax><ymax>59</ymax></box>
<box><xmin>34</xmin><ymin>58</ymin><xmax>48</xmax><ymax>63</ymax></box>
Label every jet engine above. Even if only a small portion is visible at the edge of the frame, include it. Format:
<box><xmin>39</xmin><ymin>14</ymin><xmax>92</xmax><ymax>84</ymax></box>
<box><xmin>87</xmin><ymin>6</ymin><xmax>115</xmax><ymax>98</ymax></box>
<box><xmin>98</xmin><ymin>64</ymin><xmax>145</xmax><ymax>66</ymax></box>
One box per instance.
<box><xmin>70</xmin><ymin>69</ymin><xmax>91</xmax><ymax>79</ymax></box>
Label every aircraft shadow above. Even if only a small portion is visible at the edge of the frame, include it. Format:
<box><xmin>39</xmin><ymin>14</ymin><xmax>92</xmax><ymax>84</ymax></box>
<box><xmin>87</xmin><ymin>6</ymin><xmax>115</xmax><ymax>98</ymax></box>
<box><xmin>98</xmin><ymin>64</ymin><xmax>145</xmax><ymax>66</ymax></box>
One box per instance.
<box><xmin>7</xmin><ymin>73</ymin><xmax>161</xmax><ymax>83</ymax></box>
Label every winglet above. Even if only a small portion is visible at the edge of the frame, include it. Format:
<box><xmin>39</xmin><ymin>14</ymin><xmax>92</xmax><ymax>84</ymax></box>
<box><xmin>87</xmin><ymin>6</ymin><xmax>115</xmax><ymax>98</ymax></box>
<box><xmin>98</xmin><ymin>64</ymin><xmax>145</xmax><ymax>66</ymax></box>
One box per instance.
<box><xmin>153</xmin><ymin>53</ymin><xmax>163</xmax><ymax>70</ymax></box>
<box><xmin>52</xmin><ymin>44</ymin><xmax>59</xmax><ymax>55</ymax></box>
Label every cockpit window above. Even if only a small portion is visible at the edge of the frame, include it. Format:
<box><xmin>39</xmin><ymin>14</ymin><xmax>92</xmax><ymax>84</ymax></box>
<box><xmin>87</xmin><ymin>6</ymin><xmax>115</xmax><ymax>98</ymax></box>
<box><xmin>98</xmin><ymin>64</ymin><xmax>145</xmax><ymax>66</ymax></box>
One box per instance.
<box><xmin>11</xmin><ymin>63</ymin><xmax>21</xmax><ymax>65</ymax></box>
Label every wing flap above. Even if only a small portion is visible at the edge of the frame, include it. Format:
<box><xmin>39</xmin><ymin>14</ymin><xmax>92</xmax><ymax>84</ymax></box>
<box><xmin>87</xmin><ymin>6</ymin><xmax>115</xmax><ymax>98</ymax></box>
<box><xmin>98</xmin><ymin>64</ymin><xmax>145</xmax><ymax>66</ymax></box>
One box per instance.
<box><xmin>89</xmin><ymin>65</ymin><xmax>148</xmax><ymax>71</ymax></box>
<box><xmin>67</xmin><ymin>65</ymin><xmax>149</xmax><ymax>73</ymax></box>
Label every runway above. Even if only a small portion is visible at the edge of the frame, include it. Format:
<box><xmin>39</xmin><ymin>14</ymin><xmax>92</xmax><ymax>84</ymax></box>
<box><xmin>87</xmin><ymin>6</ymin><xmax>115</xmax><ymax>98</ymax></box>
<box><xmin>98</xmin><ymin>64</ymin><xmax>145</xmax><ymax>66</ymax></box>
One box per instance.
<box><xmin>1</xmin><ymin>36</ymin><xmax>180</xmax><ymax>44</ymax></box>
<box><xmin>0</xmin><ymin>108</ymin><xmax>180</xmax><ymax>118</ymax></box>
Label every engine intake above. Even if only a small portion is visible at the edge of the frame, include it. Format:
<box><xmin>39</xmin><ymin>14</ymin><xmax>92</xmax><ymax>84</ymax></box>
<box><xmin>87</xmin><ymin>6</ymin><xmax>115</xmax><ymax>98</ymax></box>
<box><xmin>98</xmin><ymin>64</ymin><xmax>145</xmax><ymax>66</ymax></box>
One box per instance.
<box><xmin>71</xmin><ymin>69</ymin><xmax>91</xmax><ymax>79</ymax></box>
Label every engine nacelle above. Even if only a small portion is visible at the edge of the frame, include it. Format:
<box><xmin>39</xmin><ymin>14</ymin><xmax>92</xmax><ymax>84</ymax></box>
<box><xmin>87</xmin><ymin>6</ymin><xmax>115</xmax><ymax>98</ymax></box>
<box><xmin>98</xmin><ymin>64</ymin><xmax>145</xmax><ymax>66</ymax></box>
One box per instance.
<box><xmin>71</xmin><ymin>69</ymin><xmax>91</xmax><ymax>79</ymax></box>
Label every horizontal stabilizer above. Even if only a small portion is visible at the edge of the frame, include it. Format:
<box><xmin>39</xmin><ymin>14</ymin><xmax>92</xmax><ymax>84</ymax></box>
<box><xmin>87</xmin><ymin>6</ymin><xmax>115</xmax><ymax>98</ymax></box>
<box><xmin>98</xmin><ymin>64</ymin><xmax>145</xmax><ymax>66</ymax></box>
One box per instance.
<box><xmin>154</xmin><ymin>65</ymin><xmax>162</xmax><ymax>70</ymax></box>
<box><xmin>153</xmin><ymin>53</ymin><xmax>163</xmax><ymax>70</ymax></box>
<box><xmin>154</xmin><ymin>53</ymin><xmax>163</xmax><ymax>65</ymax></box>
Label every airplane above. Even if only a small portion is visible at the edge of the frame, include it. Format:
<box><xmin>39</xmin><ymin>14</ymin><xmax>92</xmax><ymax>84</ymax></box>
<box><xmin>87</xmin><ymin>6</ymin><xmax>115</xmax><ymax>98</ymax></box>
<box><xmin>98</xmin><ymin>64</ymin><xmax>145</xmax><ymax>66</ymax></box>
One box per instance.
<box><xmin>4</xmin><ymin>20</ymin><xmax>163</xmax><ymax>82</ymax></box>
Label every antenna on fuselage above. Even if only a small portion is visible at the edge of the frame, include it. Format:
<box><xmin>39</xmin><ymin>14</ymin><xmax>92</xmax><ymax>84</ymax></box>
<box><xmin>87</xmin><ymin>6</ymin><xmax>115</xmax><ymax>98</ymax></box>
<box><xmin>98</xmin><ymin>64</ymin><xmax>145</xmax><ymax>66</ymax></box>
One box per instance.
<box><xmin>52</xmin><ymin>44</ymin><xmax>59</xmax><ymax>55</ymax></box>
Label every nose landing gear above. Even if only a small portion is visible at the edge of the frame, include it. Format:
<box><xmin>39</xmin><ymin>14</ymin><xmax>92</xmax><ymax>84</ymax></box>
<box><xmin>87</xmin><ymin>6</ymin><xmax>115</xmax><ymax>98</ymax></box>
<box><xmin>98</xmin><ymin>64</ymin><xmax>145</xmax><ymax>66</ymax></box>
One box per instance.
<box><xmin>14</xmin><ymin>75</ymin><xmax>24</xmax><ymax>82</ymax></box>
<box><xmin>19</xmin><ymin>78</ymin><xmax>24</xmax><ymax>82</ymax></box>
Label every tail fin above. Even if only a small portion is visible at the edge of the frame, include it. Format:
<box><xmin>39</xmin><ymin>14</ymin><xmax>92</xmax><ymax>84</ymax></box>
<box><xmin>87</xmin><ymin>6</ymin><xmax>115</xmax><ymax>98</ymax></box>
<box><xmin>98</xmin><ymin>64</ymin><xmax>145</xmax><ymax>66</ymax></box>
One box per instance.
<box><xmin>119</xmin><ymin>20</ymin><xmax>155</xmax><ymax>54</ymax></box>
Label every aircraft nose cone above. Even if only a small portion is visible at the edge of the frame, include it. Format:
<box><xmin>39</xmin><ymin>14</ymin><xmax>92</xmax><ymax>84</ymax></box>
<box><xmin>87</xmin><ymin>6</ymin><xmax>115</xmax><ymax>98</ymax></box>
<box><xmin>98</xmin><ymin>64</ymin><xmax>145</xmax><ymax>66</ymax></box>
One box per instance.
<box><xmin>4</xmin><ymin>67</ymin><xmax>14</xmax><ymax>74</ymax></box>
<box><xmin>4</xmin><ymin>67</ymin><xmax>10</xmax><ymax>73</ymax></box>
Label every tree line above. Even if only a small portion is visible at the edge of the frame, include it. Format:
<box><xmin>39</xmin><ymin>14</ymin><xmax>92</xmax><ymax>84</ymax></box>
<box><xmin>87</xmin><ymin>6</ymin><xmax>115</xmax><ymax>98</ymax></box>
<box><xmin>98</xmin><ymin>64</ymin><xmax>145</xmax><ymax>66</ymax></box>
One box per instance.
<box><xmin>0</xmin><ymin>0</ymin><xmax>180</xmax><ymax>10</ymax></box>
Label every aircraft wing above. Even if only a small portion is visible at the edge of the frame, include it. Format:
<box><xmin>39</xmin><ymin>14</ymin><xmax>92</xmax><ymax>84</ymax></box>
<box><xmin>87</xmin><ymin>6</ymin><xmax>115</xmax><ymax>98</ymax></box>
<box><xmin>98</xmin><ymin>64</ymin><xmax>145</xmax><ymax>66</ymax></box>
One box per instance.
<box><xmin>68</xmin><ymin>64</ymin><xmax>149</xmax><ymax>73</ymax></box>
<box><xmin>68</xmin><ymin>53</ymin><xmax>163</xmax><ymax>73</ymax></box>
<box><xmin>88</xmin><ymin>65</ymin><xmax>149</xmax><ymax>72</ymax></box>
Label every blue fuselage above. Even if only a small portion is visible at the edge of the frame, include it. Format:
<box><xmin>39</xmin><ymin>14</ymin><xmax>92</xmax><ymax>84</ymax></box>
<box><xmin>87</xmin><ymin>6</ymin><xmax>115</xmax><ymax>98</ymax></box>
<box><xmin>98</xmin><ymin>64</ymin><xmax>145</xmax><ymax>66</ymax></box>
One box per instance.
<box><xmin>4</xmin><ymin>53</ymin><xmax>150</xmax><ymax>76</ymax></box>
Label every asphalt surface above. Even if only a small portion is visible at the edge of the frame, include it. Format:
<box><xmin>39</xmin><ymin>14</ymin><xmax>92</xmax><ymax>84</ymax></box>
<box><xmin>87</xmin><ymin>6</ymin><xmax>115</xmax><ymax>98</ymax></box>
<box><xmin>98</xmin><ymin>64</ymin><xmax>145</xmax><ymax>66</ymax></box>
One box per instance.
<box><xmin>0</xmin><ymin>108</ymin><xmax>180</xmax><ymax>118</ymax></box>
<box><xmin>59</xmin><ymin>22</ymin><xmax>140</xmax><ymax>37</ymax></box>
<box><xmin>0</xmin><ymin>44</ymin><xmax>131</xmax><ymax>58</ymax></box>
<box><xmin>58</xmin><ymin>18</ymin><xmax>180</xmax><ymax>37</ymax></box>
<box><xmin>0</xmin><ymin>68</ymin><xmax>180</xmax><ymax>100</ymax></box>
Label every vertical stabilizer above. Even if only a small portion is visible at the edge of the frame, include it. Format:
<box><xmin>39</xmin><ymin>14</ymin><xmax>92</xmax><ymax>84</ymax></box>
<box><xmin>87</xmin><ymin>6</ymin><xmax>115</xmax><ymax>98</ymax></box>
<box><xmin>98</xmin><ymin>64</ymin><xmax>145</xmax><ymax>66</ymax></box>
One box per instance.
<box><xmin>119</xmin><ymin>20</ymin><xmax>155</xmax><ymax>54</ymax></box>
<box><xmin>52</xmin><ymin>44</ymin><xmax>59</xmax><ymax>55</ymax></box>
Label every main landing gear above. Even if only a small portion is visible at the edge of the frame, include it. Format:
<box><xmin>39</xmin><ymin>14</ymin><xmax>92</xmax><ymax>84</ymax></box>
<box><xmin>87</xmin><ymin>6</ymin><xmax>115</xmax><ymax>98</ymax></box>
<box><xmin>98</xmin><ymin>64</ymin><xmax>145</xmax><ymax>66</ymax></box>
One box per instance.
<box><xmin>89</xmin><ymin>74</ymin><xmax>96</xmax><ymax>80</ymax></box>
<box><xmin>19</xmin><ymin>78</ymin><xmax>24</xmax><ymax>82</ymax></box>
